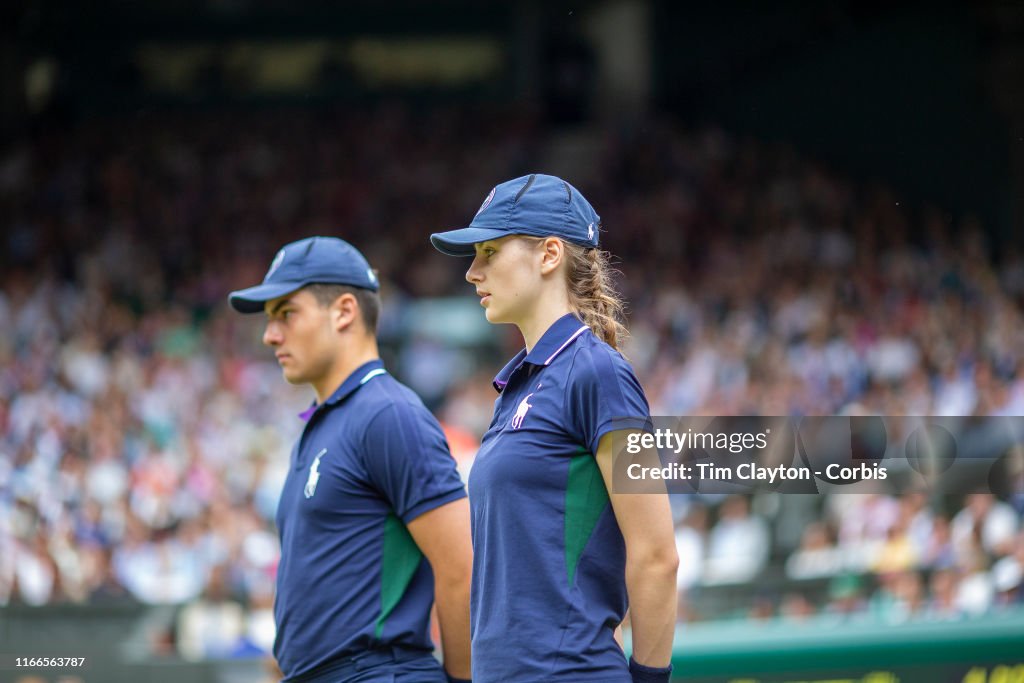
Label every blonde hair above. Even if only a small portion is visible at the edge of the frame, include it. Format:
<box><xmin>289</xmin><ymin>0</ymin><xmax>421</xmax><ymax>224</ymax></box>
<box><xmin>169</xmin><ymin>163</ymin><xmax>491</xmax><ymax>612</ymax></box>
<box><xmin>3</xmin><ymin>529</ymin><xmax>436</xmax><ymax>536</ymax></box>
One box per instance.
<box><xmin>563</xmin><ymin>242</ymin><xmax>628</xmax><ymax>350</ymax></box>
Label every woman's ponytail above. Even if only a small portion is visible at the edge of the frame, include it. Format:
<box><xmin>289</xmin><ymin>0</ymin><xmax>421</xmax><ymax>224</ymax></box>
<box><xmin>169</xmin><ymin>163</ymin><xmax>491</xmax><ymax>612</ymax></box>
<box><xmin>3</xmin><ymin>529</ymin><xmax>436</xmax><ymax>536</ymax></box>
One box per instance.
<box><xmin>564</xmin><ymin>243</ymin><xmax>628</xmax><ymax>350</ymax></box>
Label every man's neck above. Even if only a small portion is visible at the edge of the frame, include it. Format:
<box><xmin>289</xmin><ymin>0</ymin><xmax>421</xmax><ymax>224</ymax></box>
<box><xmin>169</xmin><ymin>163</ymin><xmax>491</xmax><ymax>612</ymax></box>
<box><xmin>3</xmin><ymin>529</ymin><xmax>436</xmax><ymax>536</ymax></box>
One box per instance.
<box><xmin>312</xmin><ymin>336</ymin><xmax>381</xmax><ymax>404</ymax></box>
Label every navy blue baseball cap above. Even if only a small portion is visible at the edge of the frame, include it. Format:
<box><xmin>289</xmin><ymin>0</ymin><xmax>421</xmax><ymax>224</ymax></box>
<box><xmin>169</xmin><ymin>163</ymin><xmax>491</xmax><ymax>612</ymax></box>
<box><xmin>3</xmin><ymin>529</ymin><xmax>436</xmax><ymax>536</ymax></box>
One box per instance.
<box><xmin>430</xmin><ymin>173</ymin><xmax>601</xmax><ymax>256</ymax></box>
<box><xmin>228</xmin><ymin>236</ymin><xmax>379</xmax><ymax>313</ymax></box>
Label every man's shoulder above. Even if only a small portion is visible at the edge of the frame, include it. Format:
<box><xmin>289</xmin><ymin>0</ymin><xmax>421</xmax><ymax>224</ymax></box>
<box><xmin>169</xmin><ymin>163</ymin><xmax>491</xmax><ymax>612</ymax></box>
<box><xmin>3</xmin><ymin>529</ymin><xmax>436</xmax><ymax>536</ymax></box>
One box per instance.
<box><xmin>312</xmin><ymin>373</ymin><xmax>434</xmax><ymax>434</ymax></box>
<box><xmin>356</xmin><ymin>374</ymin><xmax>440</xmax><ymax>428</ymax></box>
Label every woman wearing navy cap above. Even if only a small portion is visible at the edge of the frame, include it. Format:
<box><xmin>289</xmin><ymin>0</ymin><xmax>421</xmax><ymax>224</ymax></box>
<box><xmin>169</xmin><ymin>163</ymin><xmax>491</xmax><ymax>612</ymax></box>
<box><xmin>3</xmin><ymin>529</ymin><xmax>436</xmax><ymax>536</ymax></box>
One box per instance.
<box><xmin>431</xmin><ymin>174</ymin><xmax>678</xmax><ymax>683</ymax></box>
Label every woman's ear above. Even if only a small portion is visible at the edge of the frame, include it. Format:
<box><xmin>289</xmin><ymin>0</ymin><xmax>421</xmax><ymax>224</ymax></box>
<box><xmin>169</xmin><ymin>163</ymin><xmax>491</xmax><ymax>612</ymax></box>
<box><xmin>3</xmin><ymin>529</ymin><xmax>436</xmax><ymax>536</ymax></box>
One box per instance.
<box><xmin>539</xmin><ymin>237</ymin><xmax>564</xmax><ymax>275</ymax></box>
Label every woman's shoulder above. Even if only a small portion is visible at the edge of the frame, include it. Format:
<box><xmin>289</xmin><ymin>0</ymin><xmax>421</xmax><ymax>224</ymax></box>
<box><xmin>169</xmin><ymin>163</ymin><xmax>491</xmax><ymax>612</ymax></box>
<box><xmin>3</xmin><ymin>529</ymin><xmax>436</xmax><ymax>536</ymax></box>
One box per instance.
<box><xmin>569</xmin><ymin>329</ymin><xmax>636</xmax><ymax>367</ymax></box>
<box><xmin>565</xmin><ymin>330</ymin><xmax>643</xmax><ymax>388</ymax></box>
<box><xmin>563</xmin><ymin>329</ymin><xmax>651</xmax><ymax>439</ymax></box>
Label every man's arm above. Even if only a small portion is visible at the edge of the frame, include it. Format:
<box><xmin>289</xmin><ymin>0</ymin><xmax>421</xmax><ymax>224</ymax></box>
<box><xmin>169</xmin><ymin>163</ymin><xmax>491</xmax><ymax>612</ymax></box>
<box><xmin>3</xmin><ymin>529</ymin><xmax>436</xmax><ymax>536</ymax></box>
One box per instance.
<box><xmin>595</xmin><ymin>430</ymin><xmax>678</xmax><ymax>669</ymax></box>
<box><xmin>407</xmin><ymin>497</ymin><xmax>473</xmax><ymax>680</ymax></box>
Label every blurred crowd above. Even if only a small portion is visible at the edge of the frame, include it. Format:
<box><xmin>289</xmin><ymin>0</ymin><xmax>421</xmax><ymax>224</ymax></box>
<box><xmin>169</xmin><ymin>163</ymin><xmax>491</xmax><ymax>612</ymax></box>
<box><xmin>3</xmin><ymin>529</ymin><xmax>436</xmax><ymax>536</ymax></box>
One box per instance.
<box><xmin>1</xmin><ymin>104</ymin><xmax>1023</xmax><ymax>657</ymax></box>
<box><xmin>673</xmin><ymin>491</ymin><xmax>1024</xmax><ymax>624</ymax></box>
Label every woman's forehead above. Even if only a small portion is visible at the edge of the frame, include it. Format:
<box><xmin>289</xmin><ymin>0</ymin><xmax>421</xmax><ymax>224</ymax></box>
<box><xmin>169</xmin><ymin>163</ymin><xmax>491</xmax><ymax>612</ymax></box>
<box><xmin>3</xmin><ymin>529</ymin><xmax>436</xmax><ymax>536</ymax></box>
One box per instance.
<box><xmin>475</xmin><ymin>235</ymin><xmax>547</xmax><ymax>250</ymax></box>
<box><xmin>474</xmin><ymin>235</ymin><xmax>517</xmax><ymax>248</ymax></box>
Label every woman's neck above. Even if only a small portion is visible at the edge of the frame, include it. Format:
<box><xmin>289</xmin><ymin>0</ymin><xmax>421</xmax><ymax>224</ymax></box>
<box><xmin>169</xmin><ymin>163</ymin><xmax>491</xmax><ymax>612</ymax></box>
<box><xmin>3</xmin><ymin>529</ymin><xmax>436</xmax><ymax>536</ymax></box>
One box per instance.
<box><xmin>519</xmin><ymin>298</ymin><xmax>574</xmax><ymax>353</ymax></box>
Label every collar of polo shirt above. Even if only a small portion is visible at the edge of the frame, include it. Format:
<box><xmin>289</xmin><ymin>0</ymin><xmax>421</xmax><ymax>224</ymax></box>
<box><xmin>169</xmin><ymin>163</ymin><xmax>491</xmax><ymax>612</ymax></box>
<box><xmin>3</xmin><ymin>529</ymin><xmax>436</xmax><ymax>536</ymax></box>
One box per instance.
<box><xmin>298</xmin><ymin>359</ymin><xmax>388</xmax><ymax>420</ymax></box>
<box><xmin>492</xmin><ymin>314</ymin><xmax>589</xmax><ymax>393</ymax></box>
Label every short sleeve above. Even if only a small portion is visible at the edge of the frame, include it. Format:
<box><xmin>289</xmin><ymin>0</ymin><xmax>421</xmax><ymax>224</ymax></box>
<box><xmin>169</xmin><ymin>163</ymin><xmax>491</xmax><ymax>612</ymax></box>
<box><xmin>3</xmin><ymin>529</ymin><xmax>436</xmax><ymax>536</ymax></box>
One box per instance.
<box><xmin>568</xmin><ymin>344</ymin><xmax>652</xmax><ymax>456</ymax></box>
<box><xmin>362</xmin><ymin>401</ymin><xmax>467</xmax><ymax>524</ymax></box>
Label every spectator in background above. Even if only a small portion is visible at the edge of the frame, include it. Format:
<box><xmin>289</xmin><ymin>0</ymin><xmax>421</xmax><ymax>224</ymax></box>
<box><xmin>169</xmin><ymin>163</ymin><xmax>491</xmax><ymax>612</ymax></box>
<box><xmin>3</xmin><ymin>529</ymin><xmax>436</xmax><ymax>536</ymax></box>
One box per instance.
<box><xmin>926</xmin><ymin>568</ymin><xmax>961</xmax><ymax>619</ymax></box>
<box><xmin>954</xmin><ymin>549</ymin><xmax>995</xmax><ymax>617</ymax></box>
<box><xmin>779</xmin><ymin>592</ymin><xmax>816</xmax><ymax>621</ymax></box>
<box><xmin>900</xmin><ymin>492</ymin><xmax>935</xmax><ymax>560</ymax></box>
<box><xmin>177</xmin><ymin>564</ymin><xmax>246</xmax><ymax>661</ymax></box>
<box><xmin>991</xmin><ymin>531</ymin><xmax>1024</xmax><ymax>607</ymax></box>
<box><xmin>824</xmin><ymin>574</ymin><xmax>866</xmax><ymax>619</ymax></box>
<box><xmin>829</xmin><ymin>494</ymin><xmax>900</xmax><ymax>572</ymax></box>
<box><xmin>872</xmin><ymin>517</ymin><xmax>919</xmax><ymax>575</ymax></box>
<box><xmin>243</xmin><ymin>582</ymin><xmax>278</xmax><ymax>657</ymax></box>
<box><xmin>869</xmin><ymin>571</ymin><xmax>924</xmax><ymax>624</ymax></box>
<box><xmin>674</xmin><ymin>503</ymin><xmax>708</xmax><ymax>590</ymax></box>
<box><xmin>704</xmin><ymin>495</ymin><xmax>770</xmax><ymax>584</ymax></box>
<box><xmin>785</xmin><ymin>522</ymin><xmax>843</xmax><ymax>580</ymax></box>
<box><xmin>85</xmin><ymin>546</ymin><xmax>129</xmax><ymax>603</ymax></box>
<box><xmin>952</xmin><ymin>494</ymin><xmax>1019</xmax><ymax>558</ymax></box>
<box><xmin>115</xmin><ymin>531</ymin><xmax>206</xmax><ymax>605</ymax></box>
<box><xmin>0</xmin><ymin>519</ymin><xmax>14</xmax><ymax>605</ymax></box>
<box><xmin>11</xmin><ymin>532</ymin><xmax>56</xmax><ymax>606</ymax></box>
<box><xmin>922</xmin><ymin>515</ymin><xmax>958</xmax><ymax>570</ymax></box>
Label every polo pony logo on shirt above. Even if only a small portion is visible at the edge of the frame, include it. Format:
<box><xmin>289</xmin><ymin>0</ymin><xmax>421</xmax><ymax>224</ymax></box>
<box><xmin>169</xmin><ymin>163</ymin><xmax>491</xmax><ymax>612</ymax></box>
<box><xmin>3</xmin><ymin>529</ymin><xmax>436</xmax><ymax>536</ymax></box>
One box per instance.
<box><xmin>511</xmin><ymin>393</ymin><xmax>534</xmax><ymax>430</ymax></box>
<box><xmin>304</xmin><ymin>448</ymin><xmax>327</xmax><ymax>499</ymax></box>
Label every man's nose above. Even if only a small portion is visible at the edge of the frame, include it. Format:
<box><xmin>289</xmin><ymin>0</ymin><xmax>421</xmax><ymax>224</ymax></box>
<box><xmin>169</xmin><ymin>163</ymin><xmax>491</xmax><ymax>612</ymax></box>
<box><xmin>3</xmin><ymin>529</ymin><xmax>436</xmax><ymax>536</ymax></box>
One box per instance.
<box><xmin>263</xmin><ymin>321</ymin><xmax>282</xmax><ymax>346</ymax></box>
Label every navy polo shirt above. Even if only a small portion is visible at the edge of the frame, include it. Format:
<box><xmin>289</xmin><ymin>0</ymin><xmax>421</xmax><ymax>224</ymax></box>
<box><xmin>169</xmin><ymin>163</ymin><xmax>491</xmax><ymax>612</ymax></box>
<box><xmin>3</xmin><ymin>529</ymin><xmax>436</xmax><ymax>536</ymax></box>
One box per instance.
<box><xmin>273</xmin><ymin>359</ymin><xmax>467</xmax><ymax>681</ymax></box>
<box><xmin>469</xmin><ymin>314</ymin><xmax>651</xmax><ymax>682</ymax></box>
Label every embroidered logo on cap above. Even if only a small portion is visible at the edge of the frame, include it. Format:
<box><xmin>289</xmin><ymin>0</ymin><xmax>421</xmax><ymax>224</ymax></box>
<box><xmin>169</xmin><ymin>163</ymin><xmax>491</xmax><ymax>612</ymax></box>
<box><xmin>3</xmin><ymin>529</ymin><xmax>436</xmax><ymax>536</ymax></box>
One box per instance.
<box><xmin>587</xmin><ymin>222</ymin><xmax>594</xmax><ymax>241</ymax></box>
<box><xmin>267</xmin><ymin>248</ymin><xmax>286</xmax><ymax>278</ymax></box>
<box><xmin>476</xmin><ymin>187</ymin><xmax>496</xmax><ymax>217</ymax></box>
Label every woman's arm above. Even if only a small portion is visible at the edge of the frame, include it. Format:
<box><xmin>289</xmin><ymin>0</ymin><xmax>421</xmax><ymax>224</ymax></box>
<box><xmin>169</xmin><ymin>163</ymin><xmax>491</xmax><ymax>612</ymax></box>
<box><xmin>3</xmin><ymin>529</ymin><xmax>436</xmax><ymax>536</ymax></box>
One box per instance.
<box><xmin>595</xmin><ymin>430</ymin><xmax>678</xmax><ymax>668</ymax></box>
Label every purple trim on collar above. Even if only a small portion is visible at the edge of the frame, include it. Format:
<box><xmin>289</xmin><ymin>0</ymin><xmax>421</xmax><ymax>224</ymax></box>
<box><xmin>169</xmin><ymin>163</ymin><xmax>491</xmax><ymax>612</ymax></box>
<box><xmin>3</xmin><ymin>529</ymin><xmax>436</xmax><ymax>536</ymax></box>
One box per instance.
<box><xmin>492</xmin><ymin>348</ymin><xmax>528</xmax><ymax>393</ymax></box>
<box><xmin>298</xmin><ymin>405</ymin><xmax>317</xmax><ymax>422</ymax></box>
<box><xmin>492</xmin><ymin>315</ymin><xmax>589</xmax><ymax>393</ymax></box>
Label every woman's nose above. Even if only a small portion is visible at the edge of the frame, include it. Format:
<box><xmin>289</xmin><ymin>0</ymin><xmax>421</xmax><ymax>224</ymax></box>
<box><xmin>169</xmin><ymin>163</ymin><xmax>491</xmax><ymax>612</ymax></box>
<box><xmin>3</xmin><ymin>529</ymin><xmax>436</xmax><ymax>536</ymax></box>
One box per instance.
<box><xmin>466</xmin><ymin>255</ymin><xmax>484</xmax><ymax>284</ymax></box>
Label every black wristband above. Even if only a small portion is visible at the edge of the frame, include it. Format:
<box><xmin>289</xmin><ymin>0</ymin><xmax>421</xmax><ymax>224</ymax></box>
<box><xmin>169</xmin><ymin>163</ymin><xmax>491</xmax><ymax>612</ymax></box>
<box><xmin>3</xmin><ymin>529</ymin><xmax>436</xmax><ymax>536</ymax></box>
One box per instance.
<box><xmin>445</xmin><ymin>674</ymin><xmax>471</xmax><ymax>683</ymax></box>
<box><xmin>629</xmin><ymin>656</ymin><xmax>672</xmax><ymax>683</ymax></box>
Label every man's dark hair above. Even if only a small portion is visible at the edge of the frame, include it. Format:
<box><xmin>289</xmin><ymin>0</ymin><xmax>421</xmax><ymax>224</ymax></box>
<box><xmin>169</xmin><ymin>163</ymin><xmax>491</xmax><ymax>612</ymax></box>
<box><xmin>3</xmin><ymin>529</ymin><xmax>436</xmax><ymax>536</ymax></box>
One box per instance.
<box><xmin>304</xmin><ymin>283</ymin><xmax>380</xmax><ymax>334</ymax></box>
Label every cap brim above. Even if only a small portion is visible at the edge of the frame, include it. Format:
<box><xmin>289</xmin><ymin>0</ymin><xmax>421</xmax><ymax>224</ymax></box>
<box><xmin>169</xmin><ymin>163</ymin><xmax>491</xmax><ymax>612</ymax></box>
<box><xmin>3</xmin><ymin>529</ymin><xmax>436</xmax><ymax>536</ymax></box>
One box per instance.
<box><xmin>228</xmin><ymin>281</ymin><xmax>305</xmax><ymax>313</ymax></box>
<box><xmin>430</xmin><ymin>227</ymin><xmax>511</xmax><ymax>256</ymax></box>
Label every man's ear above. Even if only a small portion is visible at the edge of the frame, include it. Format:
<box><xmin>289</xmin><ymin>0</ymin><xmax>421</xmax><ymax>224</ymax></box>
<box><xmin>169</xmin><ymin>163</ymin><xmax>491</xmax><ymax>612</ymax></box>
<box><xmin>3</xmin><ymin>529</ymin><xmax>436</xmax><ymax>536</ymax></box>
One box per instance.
<box><xmin>330</xmin><ymin>293</ymin><xmax>359</xmax><ymax>333</ymax></box>
<box><xmin>539</xmin><ymin>237</ymin><xmax>564</xmax><ymax>275</ymax></box>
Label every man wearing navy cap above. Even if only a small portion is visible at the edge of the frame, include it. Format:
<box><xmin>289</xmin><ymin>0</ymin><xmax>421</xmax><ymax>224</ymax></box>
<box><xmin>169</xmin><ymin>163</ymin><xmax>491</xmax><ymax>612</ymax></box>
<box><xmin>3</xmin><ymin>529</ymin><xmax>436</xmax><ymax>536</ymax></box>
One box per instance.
<box><xmin>229</xmin><ymin>236</ymin><xmax>472</xmax><ymax>683</ymax></box>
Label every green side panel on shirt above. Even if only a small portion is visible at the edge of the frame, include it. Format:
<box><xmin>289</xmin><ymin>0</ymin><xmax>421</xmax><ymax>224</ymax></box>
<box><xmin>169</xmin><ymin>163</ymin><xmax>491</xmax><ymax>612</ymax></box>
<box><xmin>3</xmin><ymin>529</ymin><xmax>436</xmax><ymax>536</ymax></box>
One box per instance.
<box><xmin>565</xmin><ymin>448</ymin><xmax>610</xmax><ymax>587</ymax></box>
<box><xmin>375</xmin><ymin>513</ymin><xmax>422</xmax><ymax>640</ymax></box>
